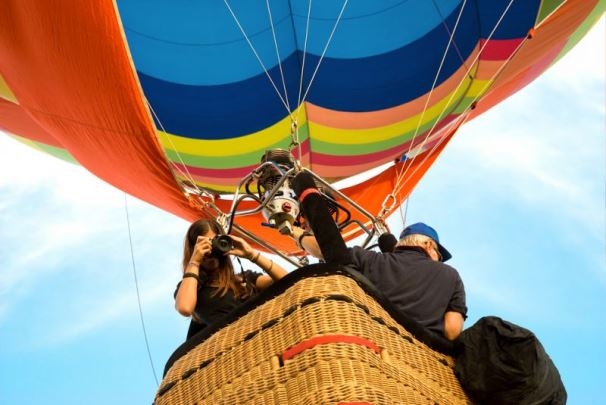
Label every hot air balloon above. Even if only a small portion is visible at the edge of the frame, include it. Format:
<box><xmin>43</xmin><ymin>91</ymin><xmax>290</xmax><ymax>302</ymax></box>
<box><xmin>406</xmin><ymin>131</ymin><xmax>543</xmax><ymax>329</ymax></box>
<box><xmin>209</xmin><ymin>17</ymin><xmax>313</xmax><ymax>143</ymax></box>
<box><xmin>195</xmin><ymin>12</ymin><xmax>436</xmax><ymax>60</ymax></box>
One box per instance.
<box><xmin>1</xmin><ymin>2</ymin><xmax>601</xmax><ymax>403</ymax></box>
<box><xmin>0</xmin><ymin>1</ymin><xmax>603</xmax><ymax>258</ymax></box>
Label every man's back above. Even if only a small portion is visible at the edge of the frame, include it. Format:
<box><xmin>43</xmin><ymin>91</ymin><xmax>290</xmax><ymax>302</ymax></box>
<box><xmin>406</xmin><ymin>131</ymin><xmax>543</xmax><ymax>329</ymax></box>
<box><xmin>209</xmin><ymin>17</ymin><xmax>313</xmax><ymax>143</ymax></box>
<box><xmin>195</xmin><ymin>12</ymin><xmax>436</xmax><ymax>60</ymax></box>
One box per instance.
<box><xmin>349</xmin><ymin>245</ymin><xmax>467</xmax><ymax>335</ymax></box>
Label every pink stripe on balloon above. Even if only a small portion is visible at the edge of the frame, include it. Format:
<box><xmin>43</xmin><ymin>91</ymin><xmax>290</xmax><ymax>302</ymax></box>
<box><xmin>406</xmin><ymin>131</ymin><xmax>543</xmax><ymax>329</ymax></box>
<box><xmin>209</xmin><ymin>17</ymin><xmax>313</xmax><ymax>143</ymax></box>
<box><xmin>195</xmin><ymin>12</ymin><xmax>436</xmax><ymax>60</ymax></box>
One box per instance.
<box><xmin>479</xmin><ymin>38</ymin><xmax>525</xmax><ymax>60</ymax></box>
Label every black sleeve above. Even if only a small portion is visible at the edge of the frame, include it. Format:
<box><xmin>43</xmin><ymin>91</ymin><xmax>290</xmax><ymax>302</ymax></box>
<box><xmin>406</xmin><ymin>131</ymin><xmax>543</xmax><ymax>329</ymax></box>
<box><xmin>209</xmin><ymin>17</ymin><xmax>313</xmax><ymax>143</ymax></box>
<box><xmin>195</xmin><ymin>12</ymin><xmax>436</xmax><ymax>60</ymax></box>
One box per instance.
<box><xmin>292</xmin><ymin>172</ymin><xmax>352</xmax><ymax>266</ymax></box>
<box><xmin>242</xmin><ymin>270</ymin><xmax>263</xmax><ymax>285</ymax></box>
<box><xmin>447</xmin><ymin>272</ymin><xmax>468</xmax><ymax>319</ymax></box>
<box><xmin>186</xmin><ymin>319</ymin><xmax>207</xmax><ymax>340</ymax></box>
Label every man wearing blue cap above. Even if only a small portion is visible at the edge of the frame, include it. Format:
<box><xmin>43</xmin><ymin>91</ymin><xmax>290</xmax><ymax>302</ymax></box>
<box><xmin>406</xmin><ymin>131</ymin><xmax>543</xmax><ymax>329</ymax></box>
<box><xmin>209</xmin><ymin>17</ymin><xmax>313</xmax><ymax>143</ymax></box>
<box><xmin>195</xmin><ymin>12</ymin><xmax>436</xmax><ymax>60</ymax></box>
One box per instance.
<box><xmin>290</xmin><ymin>172</ymin><xmax>468</xmax><ymax>340</ymax></box>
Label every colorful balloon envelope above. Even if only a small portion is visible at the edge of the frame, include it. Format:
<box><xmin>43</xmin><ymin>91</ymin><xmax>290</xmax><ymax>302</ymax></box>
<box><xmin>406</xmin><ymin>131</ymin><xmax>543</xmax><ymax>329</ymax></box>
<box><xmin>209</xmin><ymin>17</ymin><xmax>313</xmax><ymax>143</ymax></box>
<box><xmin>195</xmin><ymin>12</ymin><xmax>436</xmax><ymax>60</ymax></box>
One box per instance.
<box><xmin>0</xmin><ymin>1</ymin><xmax>603</xmax><ymax>251</ymax></box>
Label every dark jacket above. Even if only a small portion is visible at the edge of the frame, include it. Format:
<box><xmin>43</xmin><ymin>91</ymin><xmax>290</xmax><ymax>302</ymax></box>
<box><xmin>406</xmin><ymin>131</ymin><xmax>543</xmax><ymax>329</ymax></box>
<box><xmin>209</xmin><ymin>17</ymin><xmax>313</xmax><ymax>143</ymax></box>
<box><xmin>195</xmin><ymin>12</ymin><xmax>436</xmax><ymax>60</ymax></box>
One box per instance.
<box><xmin>350</xmin><ymin>245</ymin><xmax>467</xmax><ymax>335</ymax></box>
<box><xmin>174</xmin><ymin>270</ymin><xmax>262</xmax><ymax>326</ymax></box>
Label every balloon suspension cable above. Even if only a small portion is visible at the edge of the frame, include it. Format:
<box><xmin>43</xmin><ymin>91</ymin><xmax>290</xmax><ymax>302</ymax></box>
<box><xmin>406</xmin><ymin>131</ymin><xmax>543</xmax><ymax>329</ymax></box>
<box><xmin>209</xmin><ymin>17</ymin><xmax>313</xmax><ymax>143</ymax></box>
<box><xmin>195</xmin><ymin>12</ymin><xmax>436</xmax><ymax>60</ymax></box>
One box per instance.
<box><xmin>295</xmin><ymin>0</ymin><xmax>350</xmax><ymax>126</ymax></box>
<box><xmin>143</xmin><ymin>98</ymin><xmax>200</xmax><ymax>193</ymax></box>
<box><xmin>123</xmin><ymin>194</ymin><xmax>159</xmax><ymax>386</ymax></box>
<box><xmin>264</xmin><ymin>0</ymin><xmax>291</xmax><ymax>112</ymax></box>
<box><xmin>223</xmin><ymin>0</ymin><xmax>295</xmax><ymax>122</ymax></box>
<box><xmin>392</xmin><ymin>0</ymin><xmax>519</xmax><ymax>197</ymax></box>
<box><xmin>394</xmin><ymin>16</ymin><xmax>533</xmax><ymax>199</ymax></box>
<box><xmin>295</xmin><ymin>0</ymin><xmax>314</xmax><ymax>111</ymax></box>
<box><xmin>393</xmin><ymin>0</ymin><xmax>469</xmax><ymax>191</ymax></box>
<box><xmin>398</xmin><ymin>195</ymin><xmax>411</xmax><ymax>231</ymax></box>
<box><xmin>224</xmin><ymin>149</ymin><xmax>387</xmax><ymax>265</ymax></box>
<box><xmin>403</xmin><ymin>0</ymin><xmax>468</xmax><ymax>148</ymax></box>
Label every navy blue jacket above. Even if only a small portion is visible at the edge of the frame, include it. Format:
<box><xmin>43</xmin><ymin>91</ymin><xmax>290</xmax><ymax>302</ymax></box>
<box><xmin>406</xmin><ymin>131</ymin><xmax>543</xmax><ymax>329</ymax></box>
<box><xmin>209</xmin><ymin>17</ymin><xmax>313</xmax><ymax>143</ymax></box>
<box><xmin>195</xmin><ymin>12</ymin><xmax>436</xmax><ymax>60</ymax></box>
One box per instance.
<box><xmin>350</xmin><ymin>245</ymin><xmax>467</xmax><ymax>335</ymax></box>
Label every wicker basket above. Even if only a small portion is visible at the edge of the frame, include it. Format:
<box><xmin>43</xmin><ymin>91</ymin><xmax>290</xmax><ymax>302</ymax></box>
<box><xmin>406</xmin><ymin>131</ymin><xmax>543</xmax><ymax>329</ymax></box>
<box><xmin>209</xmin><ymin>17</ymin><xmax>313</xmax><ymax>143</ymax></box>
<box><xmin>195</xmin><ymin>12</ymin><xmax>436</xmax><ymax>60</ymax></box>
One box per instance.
<box><xmin>155</xmin><ymin>265</ymin><xmax>471</xmax><ymax>405</ymax></box>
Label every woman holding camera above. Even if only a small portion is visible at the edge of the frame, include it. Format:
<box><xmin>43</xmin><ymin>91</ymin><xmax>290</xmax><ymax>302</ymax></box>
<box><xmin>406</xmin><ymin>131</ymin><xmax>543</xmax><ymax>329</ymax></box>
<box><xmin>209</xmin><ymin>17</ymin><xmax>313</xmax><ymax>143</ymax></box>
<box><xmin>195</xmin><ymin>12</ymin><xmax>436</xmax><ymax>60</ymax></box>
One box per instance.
<box><xmin>174</xmin><ymin>219</ymin><xmax>289</xmax><ymax>327</ymax></box>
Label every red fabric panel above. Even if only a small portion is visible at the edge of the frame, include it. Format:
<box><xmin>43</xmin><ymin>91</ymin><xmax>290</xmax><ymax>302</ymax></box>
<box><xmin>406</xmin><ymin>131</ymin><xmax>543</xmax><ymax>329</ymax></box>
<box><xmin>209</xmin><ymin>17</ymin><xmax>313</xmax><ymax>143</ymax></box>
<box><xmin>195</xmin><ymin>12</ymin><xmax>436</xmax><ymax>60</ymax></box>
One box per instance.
<box><xmin>0</xmin><ymin>1</ymin><xmax>199</xmax><ymax>222</ymax></box>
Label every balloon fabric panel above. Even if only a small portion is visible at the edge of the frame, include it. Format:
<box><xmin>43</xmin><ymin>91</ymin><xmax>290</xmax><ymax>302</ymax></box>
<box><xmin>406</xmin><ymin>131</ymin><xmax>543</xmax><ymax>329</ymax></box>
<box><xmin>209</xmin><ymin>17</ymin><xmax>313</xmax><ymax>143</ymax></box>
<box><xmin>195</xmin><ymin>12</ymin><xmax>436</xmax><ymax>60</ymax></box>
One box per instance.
<box><xmin>0</xmin><ymin>0</ymin><xmax>603</xmax><ymax>252</ymax></box>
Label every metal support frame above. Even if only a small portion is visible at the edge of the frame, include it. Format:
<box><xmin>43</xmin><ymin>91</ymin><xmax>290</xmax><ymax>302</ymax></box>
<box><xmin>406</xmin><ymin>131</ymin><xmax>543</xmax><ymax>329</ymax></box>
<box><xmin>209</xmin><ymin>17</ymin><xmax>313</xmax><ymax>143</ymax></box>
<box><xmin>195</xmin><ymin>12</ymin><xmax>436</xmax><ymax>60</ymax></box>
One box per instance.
<box><xmin>189</xmin><ymin>154</ymin><xmax>390</xmax><ymax>268</ymax></box>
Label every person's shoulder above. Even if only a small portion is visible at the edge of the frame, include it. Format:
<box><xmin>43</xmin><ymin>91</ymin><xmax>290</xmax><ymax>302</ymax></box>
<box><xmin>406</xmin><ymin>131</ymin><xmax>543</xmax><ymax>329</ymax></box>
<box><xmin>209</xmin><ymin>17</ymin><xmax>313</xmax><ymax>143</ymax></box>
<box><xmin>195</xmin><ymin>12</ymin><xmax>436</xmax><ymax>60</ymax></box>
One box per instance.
<box><xmin>349</xmin><ymin>245</ymin><xmax>381</xmax><ymax>265</ymax></box>
<box><xmin>437</xmin><ymin>261</ymin><xmax>464</xmax><ymax>279</ymax></box>
<box><xmin>350</xmin><ymin>245</ymin><xmax>382</xmax><ymax>257</ymax></box>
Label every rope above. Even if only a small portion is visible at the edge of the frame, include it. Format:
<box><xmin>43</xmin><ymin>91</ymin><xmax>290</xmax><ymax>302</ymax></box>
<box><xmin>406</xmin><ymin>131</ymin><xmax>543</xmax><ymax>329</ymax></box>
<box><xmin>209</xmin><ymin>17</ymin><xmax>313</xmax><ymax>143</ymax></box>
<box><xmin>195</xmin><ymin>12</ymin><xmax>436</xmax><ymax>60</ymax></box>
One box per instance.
<box><xmin>287</xmin><ymin>0</ymin><xmax>314</xmax><ymax>163</ymax></box>
<box><xmin>291</xmin><ymin>0</ymin><xmax>351</xmax><ymax>164</ymax></box>
<box><xmin>398</xmin><ymin>196</ymin><xmax>410</xmax><ymax>232</ymax></box>
<box><xmin>433</xmin><ymin>0</ymin><xmax>471</xmax><ymax>74</ymax></box>
<box><xmin>223</xmin><ymin>0</ymin><xmax>294</xmax><ymax>118</ymax></box>
<box><xmin>295</xmin><ymin>0</ymin><xmax>350</xmax><ymax>120</ymax></box>
<box><xmin>266</xmin><ymin>0</ymin><xmax>291</xmax><ymax>112</ymax></box>
<box><xmin>391</xmin><ymin>0</ymin><xmax>519</xmax><ymax>199</ymax></box>
<box><xmin>391</xmin><ymin>15</ymin><xmax>533</xmax><ymax>201</ymax></box>
<box><xmin>145</xmin><ymin>99</ymin><xmax>199</xmax><ymax>191</ymax></box>
<box><xmin>393</xmin><ymin>0</ymin><xmax>469</xmax><ymax>191</ymax></box>
<box><xmin>124</xmin><ymin>193</ymin><xmax>159</xmax><ymax>386</ymax></box>
<box><xmin>296</xmin><ymin>0</ymin><xmax>313</xmax><ymax>111</ymax></box>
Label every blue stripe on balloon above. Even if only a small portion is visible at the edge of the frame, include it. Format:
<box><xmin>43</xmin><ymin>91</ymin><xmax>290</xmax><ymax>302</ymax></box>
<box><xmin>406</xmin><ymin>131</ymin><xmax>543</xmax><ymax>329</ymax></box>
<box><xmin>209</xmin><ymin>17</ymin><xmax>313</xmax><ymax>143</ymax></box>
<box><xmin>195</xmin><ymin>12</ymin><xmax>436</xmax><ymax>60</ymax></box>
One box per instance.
<box><xmin>303</xmin><ymin>6</ymin><xmax>478</xmax><ymax>111</ymax></box>
<box><xmin>136</xmin><ymin>0</ymin><xmax>539</xmax><ymax>138</ymax></box>
<box><xmin>140</xmin><ymin>4</ymin><xmax>476</xmax><ymax>138</ymax></box>
<box><xmin>120</xmin><ymin>0</ymin><xmax>463</xmax><ymax>85</ymax></box>
<box><xmin>122</xmin><ymin>0</ymin><xmax>537</xmax><ymax>87</ymax></box>
<box><xmin>140</xmin><ymin>55</ymin><xmax>302</xmax><ymax>140</ymax></box>
<box><xmin>289</xmin><ymin>0</ymin><xmax>462</xmax><ymax>58</ymax></box>
<box><xmin>476</xmin><ymin>0</ymin><xmax>540</xmax><ymax>39</ymax></box>
<box><xmin>119</xmin><ymin>0</ymin><xmax>296</xmax><ymax>85</ymax></box>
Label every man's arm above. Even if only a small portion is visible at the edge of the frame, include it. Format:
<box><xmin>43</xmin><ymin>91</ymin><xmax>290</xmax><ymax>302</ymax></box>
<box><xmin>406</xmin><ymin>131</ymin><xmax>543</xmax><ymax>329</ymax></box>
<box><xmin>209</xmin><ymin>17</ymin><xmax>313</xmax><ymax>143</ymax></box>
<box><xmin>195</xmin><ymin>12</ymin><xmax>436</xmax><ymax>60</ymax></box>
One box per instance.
<box><xmin>443</xmin><ymin>311</ymin><xmax>464</xmax><ymax>340</ymax></box>
<box><xmin>291</xmin><ymin>226</ymin><xmax>324</xmax><ymax>259</ymax></box>
<box><xmin>292</xmin><ymin>171</ymin><xmax>351</xmax><ymax>265</ymax></box>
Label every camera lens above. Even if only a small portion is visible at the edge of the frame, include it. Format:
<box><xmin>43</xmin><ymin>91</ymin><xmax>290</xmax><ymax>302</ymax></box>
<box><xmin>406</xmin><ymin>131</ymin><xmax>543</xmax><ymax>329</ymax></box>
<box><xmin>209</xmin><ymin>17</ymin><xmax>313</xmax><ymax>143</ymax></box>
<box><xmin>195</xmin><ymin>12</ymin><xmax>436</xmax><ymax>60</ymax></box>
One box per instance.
<box><xmin>211</xmin><ymin>235</ymin><xmax>233</xmax><ymax>256</ymax></box>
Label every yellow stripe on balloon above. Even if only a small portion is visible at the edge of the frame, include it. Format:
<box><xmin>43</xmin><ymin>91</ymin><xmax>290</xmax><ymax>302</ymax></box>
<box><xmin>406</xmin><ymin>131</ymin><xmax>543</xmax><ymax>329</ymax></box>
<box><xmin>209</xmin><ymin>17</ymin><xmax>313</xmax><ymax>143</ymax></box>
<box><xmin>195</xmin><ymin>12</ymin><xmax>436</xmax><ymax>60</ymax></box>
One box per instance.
<box><xmin>308</xmin><ymin>81</ymin><xmax>471</xmax><ymax>145</ymax></box>
<box><xmin>0</xmin><ymin>74</ymin><xmax>17</xmax><ymax>103</ymax></box>
<box><xmin>466</xmin><ymin>78</ymin><xmax>493</xmax><ymax>99</ymax></box>
<box><xmin>157</xmin><ymin>107</ymin><xmax>308</xmax><ymax>157</ymax></box>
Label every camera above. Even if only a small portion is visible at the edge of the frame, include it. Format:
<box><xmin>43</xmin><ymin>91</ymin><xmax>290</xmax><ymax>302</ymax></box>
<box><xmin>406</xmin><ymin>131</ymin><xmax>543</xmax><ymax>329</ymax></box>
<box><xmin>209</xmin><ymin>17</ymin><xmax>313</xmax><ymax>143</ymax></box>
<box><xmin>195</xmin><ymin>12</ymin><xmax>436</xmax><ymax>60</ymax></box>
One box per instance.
<box><xmin>211</xmin><ymin>235</ymin><xmax>234</xmax><ymax>257</ymax></box>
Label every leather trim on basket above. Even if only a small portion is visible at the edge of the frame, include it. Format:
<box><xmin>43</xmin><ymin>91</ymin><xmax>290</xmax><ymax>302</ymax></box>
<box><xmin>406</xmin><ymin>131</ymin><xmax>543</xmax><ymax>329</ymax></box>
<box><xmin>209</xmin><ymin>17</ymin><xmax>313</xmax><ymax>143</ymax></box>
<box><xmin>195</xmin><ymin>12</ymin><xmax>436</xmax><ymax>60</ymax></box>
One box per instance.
<box><xmin>282</xmin><ymin>334</ymin><xmax>381</xmax><ymax>361</ymax></box>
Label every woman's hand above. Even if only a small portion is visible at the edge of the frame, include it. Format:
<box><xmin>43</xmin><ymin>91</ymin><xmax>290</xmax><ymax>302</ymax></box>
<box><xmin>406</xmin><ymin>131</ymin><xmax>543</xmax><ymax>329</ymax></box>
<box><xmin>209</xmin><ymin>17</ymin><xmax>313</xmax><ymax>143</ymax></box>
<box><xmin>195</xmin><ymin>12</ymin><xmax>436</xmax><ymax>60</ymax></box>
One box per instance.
<box><xmin>226</xmin><ymin>234</ymin><xmax>256</xmax><ymax>260</ymax></box>
<box><xmin>190</xmin><ymin>235</ymin><xmax>213</xmax><ymax>264</ymax></box>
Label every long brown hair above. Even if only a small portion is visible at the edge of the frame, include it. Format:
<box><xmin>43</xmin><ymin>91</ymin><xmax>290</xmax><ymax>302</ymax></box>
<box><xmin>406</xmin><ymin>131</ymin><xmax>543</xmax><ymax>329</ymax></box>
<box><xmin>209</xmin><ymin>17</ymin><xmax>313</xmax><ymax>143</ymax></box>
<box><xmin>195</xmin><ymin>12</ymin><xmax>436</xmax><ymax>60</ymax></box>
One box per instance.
<box><xmin>182</xmin><ymin>219</ymin><xmax>248</xmax><ymax>298</ymax></box>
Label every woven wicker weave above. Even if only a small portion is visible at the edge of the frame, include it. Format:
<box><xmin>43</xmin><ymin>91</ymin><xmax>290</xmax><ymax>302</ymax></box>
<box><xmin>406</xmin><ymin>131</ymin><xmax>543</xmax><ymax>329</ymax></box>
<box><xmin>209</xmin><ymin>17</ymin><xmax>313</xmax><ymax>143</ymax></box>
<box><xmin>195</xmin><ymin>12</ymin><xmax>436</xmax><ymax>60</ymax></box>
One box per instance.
<box><xmin>155</xmin><ymin>265</ymin><xmax>471</xmax><ymax>405</ymax></box>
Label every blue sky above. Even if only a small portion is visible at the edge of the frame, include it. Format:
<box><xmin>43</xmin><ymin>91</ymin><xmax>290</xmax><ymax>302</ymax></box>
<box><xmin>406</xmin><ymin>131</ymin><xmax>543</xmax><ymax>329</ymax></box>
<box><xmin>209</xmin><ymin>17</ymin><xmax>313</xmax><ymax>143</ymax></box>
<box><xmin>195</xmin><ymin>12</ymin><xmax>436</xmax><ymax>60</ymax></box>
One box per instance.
<box><xmin>1</xmin><ymin>19</ymin><xmax>604</xmax><ymax>405</ymax></box>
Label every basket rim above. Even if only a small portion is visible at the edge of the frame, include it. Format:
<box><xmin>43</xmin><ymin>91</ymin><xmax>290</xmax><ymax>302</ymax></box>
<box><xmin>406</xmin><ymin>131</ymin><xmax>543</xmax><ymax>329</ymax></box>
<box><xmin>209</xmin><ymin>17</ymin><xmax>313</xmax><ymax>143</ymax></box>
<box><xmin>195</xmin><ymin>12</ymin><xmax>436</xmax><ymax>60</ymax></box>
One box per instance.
<box><xmin>164</xmin><ymin>263</ymin><xmax>456</xmax><ymax>376</ymax></box>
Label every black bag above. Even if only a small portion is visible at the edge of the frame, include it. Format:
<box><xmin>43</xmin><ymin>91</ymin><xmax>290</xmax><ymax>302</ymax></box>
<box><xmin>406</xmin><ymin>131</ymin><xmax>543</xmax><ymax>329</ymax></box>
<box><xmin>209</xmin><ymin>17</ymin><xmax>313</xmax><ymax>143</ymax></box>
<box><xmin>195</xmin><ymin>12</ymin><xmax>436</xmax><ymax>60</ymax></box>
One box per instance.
<box><xmin>454</xmin><ymin>316</ymin><xmax>567</xmax><ymax>404</ymax></box>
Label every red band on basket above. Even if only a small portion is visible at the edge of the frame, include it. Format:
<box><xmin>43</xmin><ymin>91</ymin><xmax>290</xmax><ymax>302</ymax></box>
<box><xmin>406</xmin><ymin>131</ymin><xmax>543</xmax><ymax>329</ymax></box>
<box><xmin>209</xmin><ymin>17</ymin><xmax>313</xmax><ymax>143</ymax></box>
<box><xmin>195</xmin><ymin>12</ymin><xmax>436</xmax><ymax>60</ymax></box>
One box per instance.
<box><xmin>298</xmin><ymin>188</ymin><xmax>321</xmax><ymax>203</ymax></box>
<box><xmin>282</xmin><ymin>334</ymin><xmax>380</xmax><ymax>361</ymax></box>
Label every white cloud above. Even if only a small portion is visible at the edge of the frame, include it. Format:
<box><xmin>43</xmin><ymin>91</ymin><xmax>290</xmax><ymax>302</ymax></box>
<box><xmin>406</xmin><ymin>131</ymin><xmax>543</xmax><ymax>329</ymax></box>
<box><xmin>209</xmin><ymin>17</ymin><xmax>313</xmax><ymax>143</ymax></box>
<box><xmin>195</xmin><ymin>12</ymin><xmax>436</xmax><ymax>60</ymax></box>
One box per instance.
<box><xmin>0</xmin><ymin>136</ymin><xmax>189</xmax><ymax>343</ymax></box>
<box><xmin>34</xmin><ymin>275</ymin><xmax>174</xmax><ymax>348</ymax></box>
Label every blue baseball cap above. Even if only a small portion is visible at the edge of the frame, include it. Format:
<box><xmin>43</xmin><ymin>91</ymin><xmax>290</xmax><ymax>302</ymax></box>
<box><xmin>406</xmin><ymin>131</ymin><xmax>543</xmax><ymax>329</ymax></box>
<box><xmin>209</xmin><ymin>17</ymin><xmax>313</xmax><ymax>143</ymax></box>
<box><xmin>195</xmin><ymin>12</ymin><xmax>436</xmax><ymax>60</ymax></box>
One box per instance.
<box><xmin>399</xmin><ymin>222</ymin><xmax>452</xmax><ymax>262</ymax></box>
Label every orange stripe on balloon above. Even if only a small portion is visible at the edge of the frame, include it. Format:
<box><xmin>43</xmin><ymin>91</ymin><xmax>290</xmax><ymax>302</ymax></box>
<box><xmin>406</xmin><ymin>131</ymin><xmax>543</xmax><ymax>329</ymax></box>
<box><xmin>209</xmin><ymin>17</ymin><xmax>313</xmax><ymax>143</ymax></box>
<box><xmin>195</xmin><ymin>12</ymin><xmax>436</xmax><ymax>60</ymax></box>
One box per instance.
<box><xmin>474</xmin><ymin>59</ymin><xmax>507</xmax><ymax>81</ymax></box>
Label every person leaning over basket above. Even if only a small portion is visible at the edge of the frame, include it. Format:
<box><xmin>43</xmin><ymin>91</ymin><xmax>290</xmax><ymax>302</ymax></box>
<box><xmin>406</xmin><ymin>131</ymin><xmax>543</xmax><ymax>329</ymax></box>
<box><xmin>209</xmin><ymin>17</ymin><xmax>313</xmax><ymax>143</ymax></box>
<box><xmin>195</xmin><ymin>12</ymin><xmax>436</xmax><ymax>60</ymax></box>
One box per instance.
<box><xmin>174</xmin><ymin>219</ymin><xmax>288</xmax><ymax>327</ymax></box>
<box><xmin>288</xmin><ymin>171</ymin><xmax>468</xmax><ymax>340</ymax></box>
